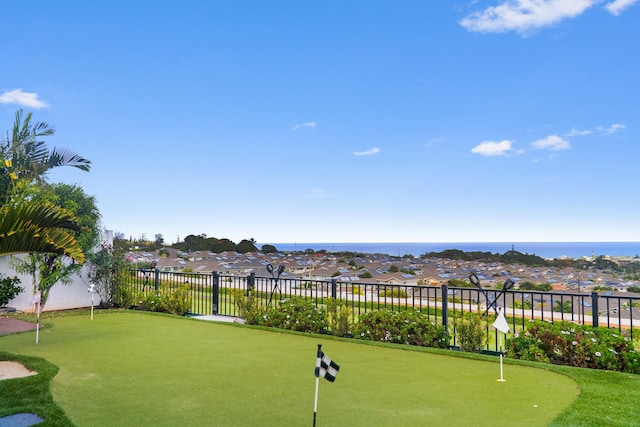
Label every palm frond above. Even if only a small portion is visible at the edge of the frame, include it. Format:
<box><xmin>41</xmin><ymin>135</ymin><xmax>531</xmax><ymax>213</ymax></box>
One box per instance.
<box><xmin>47</xmin><ymin>148</ymin><xmax>92</xmax><ymax>172</ymax></box>
<box><xmin>0</xmin><ymin>201</ymin><xmax>85</xmax><ymax>263</ymax></box>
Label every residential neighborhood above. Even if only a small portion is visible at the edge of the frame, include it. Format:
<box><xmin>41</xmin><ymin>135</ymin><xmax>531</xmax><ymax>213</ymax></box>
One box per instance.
<box><xmin>127</xmin><ymin>247</ymin><xmax>640</xmax><ymax>294</ymax></box>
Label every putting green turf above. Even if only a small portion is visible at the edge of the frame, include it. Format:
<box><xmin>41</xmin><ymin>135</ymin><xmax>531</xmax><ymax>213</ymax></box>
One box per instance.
<box><xmin>0</xmin><ymin>311</ymin><xmax>577</xmax><ymax>426</ymax></box>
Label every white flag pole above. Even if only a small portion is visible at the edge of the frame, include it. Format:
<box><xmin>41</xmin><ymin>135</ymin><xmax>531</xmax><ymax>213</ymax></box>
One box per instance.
<box><xmin>89</xmin><ymin>284</ymin><xmax>95</xmax><ymax>320</ymax></box>
<box><xmin>35</xmin><ymin>300</ymin><xmax>40</xmax><ymax>344</ymax></box>
<box><xmin>32</xmin><ymin>290</ymin><xmax>42</xmax><ymax>344</ymax></box>
<box><xmin>313</xmin><ymin>375</ymin><xmax>320</xmax><ymax>427</ymax></box>
<box><xmin>498</xmin><ymin>332</ymin><xmax>505</xmax><ymax>382</ymax></box>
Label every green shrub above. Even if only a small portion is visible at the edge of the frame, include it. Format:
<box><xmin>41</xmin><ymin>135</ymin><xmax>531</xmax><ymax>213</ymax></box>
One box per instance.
<box><xmin>162</xmin><ymin>285</ymin><xmax>192</xmax><ymax>315</ymax></box>
<box><xmin>506</xmin><ymin>320</ymin><xmax>640</xmax><ymax>374</ymax></box>
<box><xmin>137</xmin><ymin>292</ymin><xmax>164</xmax><ymax>312</ymax></box>
<box><xmin>326</xmin><ymin>298</ymin><xmax>352</xmax><ymax>337</ymax></box>
<box><xmin>355</xmin><ymin>309</ymin><xmax>449</xmax><ymax>348</ymax></box>
<box><xmin>135</xmin><ymin>286</ymin><xmax>192</xmax><ymax>315</ymax></box>
<box><xmin>455</xmin><ymin>313</ymin><xmax>485</xmax><ymax>353</ymax></box>
<box><xmin>379</xmin><ymin>288</ymin><xmax>408</xmax><ymax>298</ymax></box>
<box><xmin>231</xmin><ymin>289</ymin><xmax>266</xmax><ymax>325</ymax></box>
<box><xmin>512</xmin><ymin>299</ymin><xmax>533</xmax><ymax>310</ymax></box>
<box><xmin>262</xmin><ymin>297</ymin><xmax>328</xmax><ymax>334</ymax></box>
<box><xmin>0</xmin><ymin>274</ymin><xmax>23</xmax><ymax>307</ymax></box>
<box><xmin>115</xmin><ymin>285</ymin><xmax>134</xmax><ymax>309</ymax></box>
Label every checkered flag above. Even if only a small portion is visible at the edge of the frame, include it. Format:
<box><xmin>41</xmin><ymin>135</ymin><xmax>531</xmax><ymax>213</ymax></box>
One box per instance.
<box><xmin>315</xmin><ymin>345</ymin><xmax>340</xmax><ymax>382</ymax></box>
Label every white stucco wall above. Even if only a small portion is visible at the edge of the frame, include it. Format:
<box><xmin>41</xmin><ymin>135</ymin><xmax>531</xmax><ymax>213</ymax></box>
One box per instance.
<box><xmin>0</xmin><ymin>256</ymin><xmax>96</xmax><ymax>312</ymax></box>
<box><xmin>0</xmin><ymin>230</ymin><xmax>113</xmax><ymax>312</ymax></box>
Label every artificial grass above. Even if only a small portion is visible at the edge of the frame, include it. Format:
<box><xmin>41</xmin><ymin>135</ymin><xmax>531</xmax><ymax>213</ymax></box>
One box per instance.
<box><xmin>0</xmin><ymin>351</ymin><xmax>74</xmax><ymax>426</ymax></box>
<box><xmin>1</xmin><ymin>310</ymin><xmax>577</xmax><ymax>426</ymax></box>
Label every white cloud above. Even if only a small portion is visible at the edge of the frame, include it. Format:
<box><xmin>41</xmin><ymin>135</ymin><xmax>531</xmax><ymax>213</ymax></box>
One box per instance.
<box><xmin>564</xmin><ymin>128</ymin><xmax>592</xmax><ymax>137</ymax></box>
<box><xmin>292</xmin><ymin>121</ymin><xmax>317</xmax><ymax>131</ymax></box>
<box><xmin>606</xmin><ymin>0</ymin><xmax>638</xmax><ymax>15</ymax></box>
<box><xmin>0</xmin><ymin>89</ymin><xmax>48</xmax><ymax>108</ymax></box>
<box><xmin>531</xmin><ymin>134</ymin><xmax>571</xmax><ymax>151</ymax></box>
<box><xmin>353</xmin><ymin>147</ymin><xmax>381</xmax><ymax>156</ymax></box>
<box><xmin>471</xmin><ymin>140</ymin><xmax>515</xmax><ymax>156</ymax></box>
<box><xmin>597</xmin><ymin>123</ymin><xmax>626</xmax><ymax>134</ymax></box>
<box><xmin>460</xmin><ymin>0</ymin><xmax>599</xmax><ymax>34</ymax></box>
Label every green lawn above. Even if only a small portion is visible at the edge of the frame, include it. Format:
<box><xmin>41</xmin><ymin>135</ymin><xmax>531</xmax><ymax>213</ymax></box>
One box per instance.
<box><xmin>0</xmin><ymin>310</ymin><xmax>638</xmax><ymax>426</ymax></box>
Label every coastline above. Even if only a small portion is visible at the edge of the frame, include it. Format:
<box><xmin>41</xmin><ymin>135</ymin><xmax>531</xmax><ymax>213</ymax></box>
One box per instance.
<box><xmin>263</xmin><ymin>242</ymin><xmax>640</xmax><ymax>260</ymax></box>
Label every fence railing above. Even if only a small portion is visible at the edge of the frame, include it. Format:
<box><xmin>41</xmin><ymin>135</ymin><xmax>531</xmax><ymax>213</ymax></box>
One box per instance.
<box><xmin>123</xmin><ymin>269</ymin><xmax>640</xmax><ymax>352</ymax></box>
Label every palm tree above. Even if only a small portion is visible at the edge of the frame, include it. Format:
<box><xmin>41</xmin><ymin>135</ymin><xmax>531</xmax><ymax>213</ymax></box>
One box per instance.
<box><xmin>0</xmin><ymin>109</ymin><xmax>91</xmax><ymax>263</ymax></box>
<box><xmin>1</xmin><ymin>109</ymin><xmax>90</xmax><ymax>191</ymax></box>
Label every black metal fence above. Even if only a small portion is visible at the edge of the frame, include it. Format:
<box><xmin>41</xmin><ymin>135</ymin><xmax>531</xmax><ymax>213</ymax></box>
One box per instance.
<box><xmin>123</xmin><ymin>269</ymin><xmax>640</xmax><ymax>352</ymax></box>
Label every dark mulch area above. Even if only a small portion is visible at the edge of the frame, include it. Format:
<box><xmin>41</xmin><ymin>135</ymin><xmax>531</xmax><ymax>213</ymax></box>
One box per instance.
<box><xmin>0</xmin><ymin>317</ymin><xmax>38</xmax><ymax>335</ymax></box>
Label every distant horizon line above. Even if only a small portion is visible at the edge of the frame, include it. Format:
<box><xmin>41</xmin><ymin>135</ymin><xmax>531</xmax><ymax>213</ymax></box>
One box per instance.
<box><xmin>262</xmin><ymin>240</ymin><xmax>640</xmax><ymax>244</ymax></box>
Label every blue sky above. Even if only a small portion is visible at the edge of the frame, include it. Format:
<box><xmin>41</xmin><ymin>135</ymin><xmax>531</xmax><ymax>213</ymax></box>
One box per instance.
<box><xmin>1</xmin><ymin>1</ymin><xmax>638</xmax><ymax>245</ymax></box>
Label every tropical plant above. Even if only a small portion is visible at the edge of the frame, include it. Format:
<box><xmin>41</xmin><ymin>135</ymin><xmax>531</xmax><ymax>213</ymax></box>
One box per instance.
<box><xmin>0</xmin><ymin>200</ymin><xmax>84</xmax><ymax>263</ymax></box>
<box><xmin>0</xmin><ymin>110</ymin><xmax>91</xmax><ymax>263</ymax></box>
<box><xmin>87</xmin><ymin>243</ymin><xmax>130</xmax><ymax>307</ymax></box>
<box><xmin>0</xmin><ymin>110</ymin><xmax>90</xmax><ymax>190</ymax></box>
<box><xmin>11</xmin><ymin>183</ymin><xmax>100</xmax><ymax>309</ymax></box>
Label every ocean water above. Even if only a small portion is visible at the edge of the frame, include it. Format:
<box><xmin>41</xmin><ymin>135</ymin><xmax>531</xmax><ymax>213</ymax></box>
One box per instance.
<box><xmin>264</xmin><ymin>242</ymin><xmax>640</xmax><ymax>260</ymax></box>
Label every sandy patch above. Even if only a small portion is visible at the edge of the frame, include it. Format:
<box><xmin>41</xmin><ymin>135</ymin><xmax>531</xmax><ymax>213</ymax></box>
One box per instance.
<box><xmin>0</xmin><ymin>361</ymin><xmax>37</xmax><ymax>380</ymax></box>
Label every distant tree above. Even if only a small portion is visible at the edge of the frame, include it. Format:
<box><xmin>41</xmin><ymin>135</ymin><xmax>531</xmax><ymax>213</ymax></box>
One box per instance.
<box><xmin>389</xmin><ymin>265</ymin><xmax>399</xmax><ymax>273</ymax></box>
<box><xmin>593</xmin><ymin>256</ymin><xmax>619</xmax><ymax>271</ymax></box>
<box><xmin>154</xmin><ymin>233</ymin><xmax>164</xmax><ymax>246</ymax></box>
<box><xmin>236</xmin><ymin>239</ymin><xmax>258</xmax><ymax>254</ymax></box>
<box><xmin>553</xmin><ymin>300</ymin><xmax>573</xmax><ymax>314</ymax></box>
<box><xmin>261</xmin><ymin>244</ymin><xmax>278</xmax><ymax>254</ymax></box>
<box><xmin>518</xmin><ymin>281</ymin><xmax>536</xmax><ymax>290</ymax></box>
<box><xmin>358</xmin><ymin>271</ymin><xmax>372</xmax><ymax>279</ymax></box>
<box><xmin>211</xmin><ymin>238</ymin><xmax>235</xmax><ymax>253</ymax></box>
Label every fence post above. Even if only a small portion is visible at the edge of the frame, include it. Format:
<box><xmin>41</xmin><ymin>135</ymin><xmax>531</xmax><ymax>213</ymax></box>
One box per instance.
<box><xmin>591</xmin><ymin>291</ymin><xmax>599</xmax><ymax>328</ymax></box>
<box><xmin>441</xmin><ymin>284</ymin><xmax>449</xmax><ymax>334</ymax></box>
<box><xmin>247</xmin><ymin>272</ymin><xmax>255</xmax><ymax>294</ymax></box>
<box><xmin>331</xmin><ymin>279</ymin><xmax>337</xmax><ymax>299</ymax></box>
<box><xmin>154</xmin><ymin>268</ymin><xmax>159</xmax><ymax>291</ymax></box>
<box><xmin>212</xmin><ymin>271</ymin><xmax>220</xmax><ymax>315</ymax></box>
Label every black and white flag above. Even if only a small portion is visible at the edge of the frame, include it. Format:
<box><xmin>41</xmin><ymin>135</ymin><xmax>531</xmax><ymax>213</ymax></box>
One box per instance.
<box><xmin>315</xmin><ymin>345</ymin><xmax>340</xmax><ymax>382</ymax></box>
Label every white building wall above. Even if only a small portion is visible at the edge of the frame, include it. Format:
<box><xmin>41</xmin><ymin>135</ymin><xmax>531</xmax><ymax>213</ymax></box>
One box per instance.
<box><xmin>0</xmin><ymin>256</ymin><xmax>95</xmax><ymax>312</ymax></box>
<box><xmin>0</xmin><ymin>230</ymin><xmax>113</xmax><ymax>312</ymax></box>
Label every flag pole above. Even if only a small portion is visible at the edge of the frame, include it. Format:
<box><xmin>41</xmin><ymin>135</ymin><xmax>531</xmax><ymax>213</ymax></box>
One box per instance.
<box><xmin>498</xmin><ymin>332</ymin><xmax>505</xmax><ymax>382</ymax></box>
<box><xmin>313</xmin><ymin>344</ymin><xmax>321</xmax><ymax>427</ymax></box>
<box><xmin>35</xmin><ymin>300</ymin><xmax>40</xmax><ymax>344</ymax></box>
<box><xmin>313</xmin><ymin>375</ymin><xmax>319</xmax><ymax>427</ymax></box>
<box><xmin>32</xmin><ymin>290</ymin><xmax>42</xmax><ymax>344</ymax></box>
<box><xmin>89</xmin><ymin>284</ymin><xmax>95</xmax><ymax>320</ymax></box>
